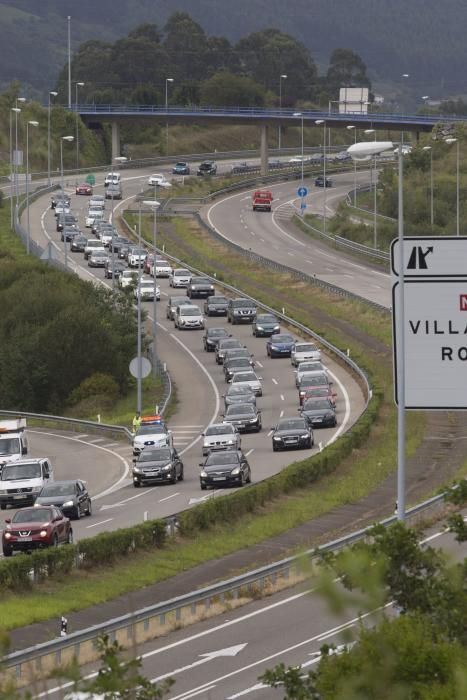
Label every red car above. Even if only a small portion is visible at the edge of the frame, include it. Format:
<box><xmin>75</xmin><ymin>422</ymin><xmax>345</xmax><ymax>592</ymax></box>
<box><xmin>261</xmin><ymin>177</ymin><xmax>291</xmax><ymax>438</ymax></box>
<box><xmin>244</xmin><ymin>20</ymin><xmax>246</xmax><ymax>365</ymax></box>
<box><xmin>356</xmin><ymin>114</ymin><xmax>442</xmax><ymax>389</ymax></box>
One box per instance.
<box><xmin>298</xmin><ymin>373</ymin><xmax>336</xmax><ymax>406</ymax></box>
<box><xmin>2</xmin><ymin>506</ymin><xmax>73</xmax><ymax>556</ymax></box>
<box><xmin>143</xmin><ymin>253</ymin><xmax>154</xmax><ymax>275</ymax></box>
<box><xmin>300</xmin><ymin>386</ymin><xmax>337</xmax><ymax>407</ymax></box>
<box><xmin>75</xmin><ymin>183</ymin><xmax>93</xmax><ymax>195</ymax></box>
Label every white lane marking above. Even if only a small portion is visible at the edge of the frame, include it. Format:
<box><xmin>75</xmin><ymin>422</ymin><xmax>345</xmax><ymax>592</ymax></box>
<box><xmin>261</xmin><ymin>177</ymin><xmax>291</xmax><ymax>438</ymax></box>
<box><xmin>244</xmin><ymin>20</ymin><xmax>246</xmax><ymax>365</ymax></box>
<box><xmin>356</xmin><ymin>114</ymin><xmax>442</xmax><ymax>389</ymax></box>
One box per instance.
<box><xmin>86</xmin><ymin>518</ymin><xmax>113</xmax><ymax>529</ymax></box>
<box><xmin>259</xmin><ymin>237</ymin><xmax>265</xmax><ymax>242</ymax></box>
<box><xmin>279</xmin><ymin>409</ymin><xmax>284</xmax><ymax>417</ymax></box>
<box><xmin>371</xmin><ymin>268</ymin><xmax>390</xmax><ymax>278</ymax></box>
<box><xmin>159</xmin><ymin>492</ymin><xmax>180</xmax><ymax>502</ymax></box>
<box><xmin>150</xmin><ymin>643</ymin><xmax>248</xmax><ymax>685</ymax></box>
<box><xmin>75</xmin><ymin>434</ymin><xmax>89</xmax><ymax>439</ymax></box>
<box><xmin>182</xmin><ymin>686</ymin><xmax>216</xmax><ymax>699</ymax></box>
<box><xmin>267</xmin><ymin>429</ymin><xmax>273</xmax><ymax>437</ymax></box>
<box><xmin>113</xmin><ymin>490</ymin><xmax>152</xmax><ymax>507</ymax></box>
<box><xmin>272</xmin><ymin>378</ymin><xmax>278</xmax><ymax>385</ymax></box>
<box><xmin>28</xmin><ymin>430</ymin><xmax>130</xmax><ymax>501</ymax></box>
<box><xmin>255</xmin><ymin>361</ymin><xmax>263</xmax><ymax>369</ymax></box>
<box><xmin>88</xmin><ymin>437</ymin><xmax>106</xmax><ymax>443</ymax></box>
<box><xmin>305</xmin><ymin>259</ymin><xmax>313</xmax><ymax>264</ymax></box>
<box><xmin>244</xmin><ymin>449</ymin><xmax>254</xmax><ymax>457</ymax></box>
<box><xmin>287</xmin><ymin>251</ymin><xmax>295</xmax><ymax>257</ymax></box>
<box><xmin>270</xmin><ymin>200</ymin><xmax>307</xmax><ymax>247</ymax></box>
<box><xmin>323</xmin><ymin>365</ymin><xmax>351</xmax><ymax>446</ymax></box>
<box><xmin>280</xmin><ymin>394</ymin><xmax>285</xmax><ymax>401</ymax></box>
<box><xmin>102</xmin><ymin>442</ymin><xmax>121</xmax><ymax>448</ymax></box>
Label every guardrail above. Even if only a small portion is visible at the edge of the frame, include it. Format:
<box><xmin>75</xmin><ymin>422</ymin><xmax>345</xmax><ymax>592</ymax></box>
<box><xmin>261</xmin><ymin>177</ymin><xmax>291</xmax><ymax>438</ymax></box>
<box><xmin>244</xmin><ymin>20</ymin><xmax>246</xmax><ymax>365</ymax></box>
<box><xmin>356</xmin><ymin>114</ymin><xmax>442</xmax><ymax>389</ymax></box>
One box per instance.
<box><xmin>3</xmin><ymin>489</ymin><xmax>449</xmax><ymax>682</ymax></box>
<box><xmin>0</xmin><ymin>409</ymin><xmax>133</xmax><ymax>442</ymax></box>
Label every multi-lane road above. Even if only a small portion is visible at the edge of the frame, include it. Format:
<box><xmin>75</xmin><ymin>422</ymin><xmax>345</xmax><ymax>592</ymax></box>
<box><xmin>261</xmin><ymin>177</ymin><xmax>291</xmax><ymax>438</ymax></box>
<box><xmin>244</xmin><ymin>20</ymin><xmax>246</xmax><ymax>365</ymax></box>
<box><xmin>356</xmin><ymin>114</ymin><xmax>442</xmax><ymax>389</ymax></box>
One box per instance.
<box><xmin>15</xmin><ymin>163</ymin><xmax>366</xmax><ymax>542</ymax></box>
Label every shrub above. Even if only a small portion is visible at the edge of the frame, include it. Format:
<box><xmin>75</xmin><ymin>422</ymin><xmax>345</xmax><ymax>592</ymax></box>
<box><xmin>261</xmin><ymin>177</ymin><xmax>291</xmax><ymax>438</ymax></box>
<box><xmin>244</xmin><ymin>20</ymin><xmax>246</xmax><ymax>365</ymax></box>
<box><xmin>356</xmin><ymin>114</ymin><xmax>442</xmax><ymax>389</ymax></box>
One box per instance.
<box><xmin>68</xmin><ymin>373</ymin><xmax>120</xmax><ymax>406</ymax></box>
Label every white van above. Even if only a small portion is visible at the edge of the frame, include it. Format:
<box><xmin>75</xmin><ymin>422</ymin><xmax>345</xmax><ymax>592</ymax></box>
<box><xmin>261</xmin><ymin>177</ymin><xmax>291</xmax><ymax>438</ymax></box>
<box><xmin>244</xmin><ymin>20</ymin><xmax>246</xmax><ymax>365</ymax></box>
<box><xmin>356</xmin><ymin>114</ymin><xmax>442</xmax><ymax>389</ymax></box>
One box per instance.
<box><xmin>0</xmin><ymin>419</ymin><xmax>28</xmax><ymax>467</ymax></box>
<box><xmin>0</xmin><ymin>458</ymin><xmax>53</xmax><ymax>509</ymax></box>
<box><xmin>105</xmin><ymin>172</ymin><xmax>121</xmax><ymax>187</ymax></box>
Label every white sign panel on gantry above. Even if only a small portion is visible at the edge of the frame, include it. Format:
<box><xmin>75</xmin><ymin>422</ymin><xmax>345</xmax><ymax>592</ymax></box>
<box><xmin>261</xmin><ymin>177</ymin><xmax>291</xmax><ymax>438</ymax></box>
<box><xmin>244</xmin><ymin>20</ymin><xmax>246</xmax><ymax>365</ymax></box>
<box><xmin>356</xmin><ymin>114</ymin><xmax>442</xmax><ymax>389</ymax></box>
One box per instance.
<box><xmin>391</xmin><ymin>237</ymin><xmax>467</xmax><ymax>410</ymax></box>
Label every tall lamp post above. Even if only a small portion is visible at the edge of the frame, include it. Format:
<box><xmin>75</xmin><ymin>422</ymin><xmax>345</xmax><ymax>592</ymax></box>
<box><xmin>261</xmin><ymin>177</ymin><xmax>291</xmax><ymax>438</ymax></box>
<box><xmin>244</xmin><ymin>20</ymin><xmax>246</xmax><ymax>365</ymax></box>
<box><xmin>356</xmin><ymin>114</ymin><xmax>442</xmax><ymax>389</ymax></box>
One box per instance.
<box><xmin>136</xmin><ymin>201</ymin><xmax>144</xmax><ymax>414</ymax></box>
<box><xmin>10</xmin><ymin>106</ymin><xmax>21</xmax><ymax>228</ymax></box>
<box><xmin>278</xmin><ymin>74</ymin><xmax>287</xmax><ymax>150</ymax></box>
<box><xmin>346</xmin><ymin>125</ymin><xmax>357</xmax><ymax>206</ymax></box>
<box><xmin>422</xmin><ymin>145</ymin><xmax>434</xmax><ymax>228</ymax></box>
<box><xmin>109</xmin><ymin>156</ymin><xmax>128</xmax><ymax>291</ymax></box>
<box><xmin>14</xmin><ymin>97</ymin><xmax>26</xmax><ymax>213</ymax></box>
<box><xmin>143</xmin><ymin>198</ymin><xmax>161</xmax><ymax>377</ymax></box>
<box><xmin>364</xmin><ymin>128</ymin><xmax>378</xmax><ymax>248</ymax></box>
<box><xmin>47</xmin><ymin>91</ymin><xmax>58</xmax><ymax>186</ymax></box>
<box><xmin>165</xmin><ymin>77</ymin><xmax>174</xmax><ymax>156</ymax></box>
<box><xmin>74</xmin><ymin>82</ymin><xmax>85</xmax><ymax>170</ymax></box>
<box><xmin>348</xmin><ymin>139</ymin><xmax>405</xmax><ymax>520</ymax></box>
<box><xmin>315</xmin><ymin>119</ymin><xmax>327</xmax><ymax>233</ymax></box>
<box><xmin>293</xmin><ymin>112</ymin><xmax>305</xmax><ymax>190</ymax></box>
<box><xmin>60</xmin><ymin>135</ymin><xmax>74</xmax><ymax>268</ymax></box>
<box><xmin>26</xmin><ymin>120</ymin><xmax>39</xmax><ymax>255</ymax></box>
<box><xmin>445</xmin><ymin>137</ymin><xmax>460</xmax><ymax>236</ymax></box>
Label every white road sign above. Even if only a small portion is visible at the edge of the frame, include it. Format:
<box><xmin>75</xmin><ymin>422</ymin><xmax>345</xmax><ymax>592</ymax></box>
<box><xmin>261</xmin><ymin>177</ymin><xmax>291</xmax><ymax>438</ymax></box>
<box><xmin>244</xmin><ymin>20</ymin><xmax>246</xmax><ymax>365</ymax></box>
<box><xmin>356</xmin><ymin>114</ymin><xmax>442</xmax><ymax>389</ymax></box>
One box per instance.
<box><xmin>392</xmin><ymin>279</ymin><xmax>467</xmax><ymax>408</ymax></box>
<box><xmin>391</xmin><ymin>236</ymin><xmax>467</xmax><ymax>278</ymax></box>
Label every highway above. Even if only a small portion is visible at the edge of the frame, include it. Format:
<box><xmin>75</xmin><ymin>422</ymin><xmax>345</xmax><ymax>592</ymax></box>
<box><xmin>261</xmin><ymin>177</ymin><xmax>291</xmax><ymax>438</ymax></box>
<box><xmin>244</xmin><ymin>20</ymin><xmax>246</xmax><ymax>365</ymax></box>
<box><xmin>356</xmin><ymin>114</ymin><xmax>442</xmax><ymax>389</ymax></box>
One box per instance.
<box><xmin>14</xmin><ymin>164</ymin><xmax>366</xmax><ymax>541</ymax></box>
<box><xmin>203</xmin><ymin>169</ymin><xmax>391</xmax><ymax>309</ymax></box>
<box><xmin>41</xmin><ymin>509</ymin><xmax>467</xmax><ymax>700</ymax></box>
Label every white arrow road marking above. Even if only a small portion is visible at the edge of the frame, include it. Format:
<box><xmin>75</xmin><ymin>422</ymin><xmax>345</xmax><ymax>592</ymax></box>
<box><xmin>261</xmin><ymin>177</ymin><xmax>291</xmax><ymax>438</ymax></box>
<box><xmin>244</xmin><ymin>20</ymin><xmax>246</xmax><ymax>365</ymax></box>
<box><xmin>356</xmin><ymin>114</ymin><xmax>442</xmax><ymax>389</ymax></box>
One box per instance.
<box><xmin>86</xmin><ymin>518</ymin><xmax>113</xmax><ymax>529</ymax></box>
<box><xmin>101</xmin><ymin>490</ymin><xmax>151</xmax><ymax>510</ymax></box>
<box><xmin>189</xmin><ymin>495</ymin><xmax>209</xmax><ymax>505</ymax></box>
<box><xmin>159</xmin><ymin>492</ymin><xmax>180</xmax><ymax>503</ymax></box>
<box><xmin>150</xmin><ymin>644</ymin><xmax>248</xmax><ymax>684</ymax></box>
<box><xmin>227</xmin><ymin>682</ymin><xmax>268</xmax><ymax>698</ymax></box>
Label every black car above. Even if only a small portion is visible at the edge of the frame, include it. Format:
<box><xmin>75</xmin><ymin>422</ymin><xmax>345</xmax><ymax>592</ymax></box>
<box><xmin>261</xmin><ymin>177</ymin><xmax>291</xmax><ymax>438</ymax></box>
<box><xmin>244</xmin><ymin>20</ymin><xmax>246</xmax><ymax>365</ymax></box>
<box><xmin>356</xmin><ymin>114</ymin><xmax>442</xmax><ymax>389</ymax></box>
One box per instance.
<box><xmin>105</xmin><ymin>260</ymin><xmax>127</xmax><ymax>279</ymax></box>
<box><xmin>216</xmin><ymin>338</ymin><xmax>245</xmax><ymax>364</ymax></box>
<box><xmin>197</xmin><ymin>161</ymin><xmax>217</xmax><ymax>176</ymax></box>
<box><xmin>315</xmin><ymin>176</ymin><xmax>333</xmax><ymax>188</ymax></box>
<box><xmin>109</xmin><ymin>236</ymin><xmax>130</xmax><ymax>255</ymax></box>
<box><xmin>132</xmin><ymin>446</ymin><xmax>184</xmax><ymax>486</ymax></box>
<box><xmin>222</xmin><ymin>403</ymin><xmax>262</xmax><ymax>433</ymax></box>
<box><xmin>204</xmin><ymin>295</ymin><xmax>229</xmax><ymax>316</ymax></box>
<box><xmin>272</xmin><ymin>417</ymin><xmax>313</xmax><ymax>451</ymax></box>
<box><xmin>203</xmin><ymin>327</ymin><xmax>231</xmax><ymax>352</ymax></box>
<box><xmin>51</xmin><ymin>192</ymin><xmax>70</xmax><ymax>209</ymax></box>
<box><xmin>199</xmin><ymin>449</ymin><xmax>251</xmax><ymax>489</ymax></box>
<box><xmin>187</xmin><ymin>276</ymin><xmax>215</xmax><ymax>298</ymax></box>
<box><xmin>61</xmin><ymin>226</ymin><xmax>79</xmax><ymax>242</ymax></box>
<box><xmin>300</xmin><ymin>398</ymin><xmax>337</xmax><ymax>428</ymax></box>
<box><xmin>224</xmin><ymin>356</ymin><xmax>256</xmax><ymax>382</ymax></box>
<box><xmin>70</xmin><ymin>234</ymin><xmax>88</xmax><ymax>252</ymax></box>
<box><xmin>34</xmin><ymin>479</ymin><xmax>92</xmax><ymax>520</ymax></box>
<box><xmin>222</xmin><ymin>385</ymin><xmax>257</xmax><ymax>409</ymax></box>
<box><xmin>252</xmin><ymin>313</ymin><xmax>280</xmax><ymax>337</ymax></box>
<box><xmin>227</xmin><ymin>298</ymin><xmax>257</xmax><ymax>325</ymax></box>
<box><xmin>56</xmin><ymin>214</ymin><xmax>78</xmax><ymax>233</ymax></box>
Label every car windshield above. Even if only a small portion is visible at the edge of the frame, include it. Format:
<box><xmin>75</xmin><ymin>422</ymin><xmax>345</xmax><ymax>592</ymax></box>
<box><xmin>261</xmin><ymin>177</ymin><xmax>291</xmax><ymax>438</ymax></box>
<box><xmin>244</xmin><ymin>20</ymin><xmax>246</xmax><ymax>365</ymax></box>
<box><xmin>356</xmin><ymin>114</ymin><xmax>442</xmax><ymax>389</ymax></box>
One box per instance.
<box><xmin>139</xmin><ymin>448</ymin><xmax>171</xmax><ymax>462</ymax></box>
<box><xmin>256</xmin><ymin>315</ymin><xmax>277</xmax><ymax>323</ymax></box>
<box><xmin>0</xmin><ymin>437</ymin><xmax>20</xmax><ymax>455</ymax></box>
<box><xmin>175</xmin><ymin>163</ymin><xmax>186</xmax><ymax>168</ymax></box>
<box><xmin>295</xmin><ymin>344</ymin><xmax>318</xmax><ymax>352</ymax></box>
<box><xmin>305</xmin><ymin>389</ymin><xmax>329</xmax><ymax>397</ymax></box>
<box><xmin>136</xmin><ymin>425</ymin><xmax>166</xmax><ymax>435</ymax></box>
<box><xmin>132</xmin><ymin>249</ymin><xmax>147</xmax><ymax>256</ymax></box>
<box><xmin>180</xmin><ymin>307</ymin><xmax>200</xmax><ymax>316</ymax></box>
<box><xmin>227</xmin><ymin>358</ymin><xmax>250</xmax><ymax>368</ymax></box>
<box><xmin>300</xmin><ymin>374</ymin><xmax>328</xmax><ymax>387</ymax></box>
<box><xmin>156</xmin><ymin>260</ymin><xmax>170</xmax><ymax>266</ymax></box>
<box><xmin>92</xmin><ymin>251</ymin><xmax>107</xmax><ymax>257</ymax></box>
<box><xmin>298</xmin><ymin>362</ymin><xmax>322</xmax><ymax>371</ymax></box>
<box><xmin>175</xmin><ymin>270</ymin><xmax>190</xmax><ymax>276</ymax></box>
<box><xmin>12</xmin><ymin>508</ymin><xmax>53</xmax><ymax>523</ymax></box>
<box><xmin>208</xmin><ymin>328</ymin><xmax>228</xmax><ymax>337</ymax></box>
<box><xmin>192</xmin><ymin>277</ymin><xmax>210</xmax><ymax>284</ymax></box>
<box><xmin>232</xmin><ymin>372</ymin><xmax>256</xmax><ymax>382</ymax></box>
<box><xmin>205</xmin><ymin>452</ymin><xmax>239</xmax><ymax>466</ymax></box>
<box><xmin>277</xmin><ymin>419</ymin><xmax>307</xmax><ymax>430</ymax></box>
<box><xmin>209</xmin><ymin>298</ymin><xmax>228</xmax><ymax>305</ymax></box>
<box><xmin>2</xmin><ymin>464</ymin><xmax>41</xmax><ymax>480</ymax></box>
<box><xmin>171</xmin><ymin>297</ymin><xmax>188</xmax><ymax>305</ymax></box>
<box><xmin>226</xmin><ymin>404</ymin><xmax>254</xmax><ymax>416</ymax></box>
<box><xmin>206</xmin><ymin>425</ymin><xmax>233</xmax><ymax>436</ymax></box>
<box><xmin>233</xmin><ymin>300</ymin><xmax>254</xmax><ymax>308</ymax></box>
<box><xmin>228</xmin><ymin>385</ymin><xmax>254</xmax><ymax>395</ymax></box>
<box><xmin>219</xmin><ymin>340</ymin><xmax>241</xmax><ymax>349</ymax></box>
<box><xmin>140</xmin><ymin>281</ymin><xmax>154</xmax><ymax>288</ymax></box>
<box><xmin>273</xmin><ymin>335</ymin><xmax>294</xmax><ymax>343</ymax></box>
<box><xmin>87</xmin><ymin>241</ymin><xmax>101</xmax><ymax>248</ymax></box>
<box><xmin>40</xmin><ymin>483</ymin><xmax>76</xmax><ymax>497</ymax></box>
<box><xmin>303</xmin><ymin>400</ymin><xmax>331</xmax><ymax>410</ymax></box>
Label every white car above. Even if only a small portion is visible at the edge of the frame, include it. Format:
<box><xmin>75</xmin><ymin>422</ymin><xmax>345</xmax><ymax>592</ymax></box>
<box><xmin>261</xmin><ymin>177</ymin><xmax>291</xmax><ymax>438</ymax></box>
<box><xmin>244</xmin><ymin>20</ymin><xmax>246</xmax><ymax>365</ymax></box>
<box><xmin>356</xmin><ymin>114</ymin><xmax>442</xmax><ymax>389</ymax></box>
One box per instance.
<box><xmin>85</xmin><ymin>209</ymin><xmax>105</xmax><ymax>228</ymax></box>
<box><xmin>291</xmin><ymin>342</ymin><xmax>321</xmax><ymax>366</ymax></box>
<box><xmin>105</xmin><ymin>172</ymin><xmax>121</xmax><ymax>186</ymax></box>
<box><xmin>128</xmin><ymin>247</ymin><xmax>148</xmax><ymax>268</ymax></box>
<box><xmin>54</xmin><ymin>202</ymin><xmax>71</xmax><ymax>216</ymax></box>
<box><xmin>148</xmin><ymin>173</ymin><xmax>172</xmax><ymax>188</ymax></box>
<box><xmin>294</xmin><ymin>361</ymin><xmax>327</xmax><ymax>388</ymax></box>
<box><xmin>132</xmin><ymin>423</ymin><xmax>172</xmax><ymax>455</ymax></box>
<box><xmin>100</xmin><ymin>230</ymin><xmax>116</xmax><ymax>247</ymax></box>
<box><xmin>84</xmin><ymin>239</ymin><xmax>105</xmax><ymax>259</ymax></box>
<box><xmin>169</xmin><ymin>268</ymin><xmax>192</xmax><ymax>287</ymax></box>
<box><xmin>89</xmin><ymin>195</ymin><xmax>105</xmax><ymax>210</ymax></box>
<box><xmin>288</xmin><ymin>155</ymin><xmax>310</xmax><ymax>164</ymax></box>
<box><xmin>151</xmin><ymin>258</ymin><xmax>173</xmax><ymax>277</ymax></box>
<box><xmin>119</xmin><ymin>270</ymin><xmax>138</xmax><ymax>289</ymax></box>
<box><xmin>134</xmin><ymin>279</ymin><xmax>161</xmax><ymax>301</ymax></box>
<box><xmin>174</xmin><ymin>304</ymin><xmax>204</xmax><ymax>330</ymax></box>
<box><xmin>229</xmin><ymin>370</ymin><xmax>263</xmax><ymax>397</ymax></box>
<box><xmin>202</xmin><ymin>423</ymin><xmax>241</xmax><ymax>456</ymax></box>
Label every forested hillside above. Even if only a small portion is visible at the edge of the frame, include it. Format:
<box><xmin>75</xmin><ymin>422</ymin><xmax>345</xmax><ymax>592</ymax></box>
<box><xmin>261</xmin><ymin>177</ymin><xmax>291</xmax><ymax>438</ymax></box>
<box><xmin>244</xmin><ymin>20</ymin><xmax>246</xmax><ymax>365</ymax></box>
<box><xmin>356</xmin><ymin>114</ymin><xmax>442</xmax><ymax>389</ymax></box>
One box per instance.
<box><xmin>1</xmin><ymin>0</ymin><xmax>466</xmax><ymax>100</ymax></box>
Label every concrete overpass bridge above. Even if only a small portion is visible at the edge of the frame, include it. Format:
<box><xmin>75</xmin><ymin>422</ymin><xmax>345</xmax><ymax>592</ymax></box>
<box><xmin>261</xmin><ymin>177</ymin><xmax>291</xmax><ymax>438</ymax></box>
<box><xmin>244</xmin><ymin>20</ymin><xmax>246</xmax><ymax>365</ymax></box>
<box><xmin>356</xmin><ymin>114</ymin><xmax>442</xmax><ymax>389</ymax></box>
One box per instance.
<box><xmin>73</xmin><ymin>104</ymin><xmax>463</xmax><ymax>173</ymax></box>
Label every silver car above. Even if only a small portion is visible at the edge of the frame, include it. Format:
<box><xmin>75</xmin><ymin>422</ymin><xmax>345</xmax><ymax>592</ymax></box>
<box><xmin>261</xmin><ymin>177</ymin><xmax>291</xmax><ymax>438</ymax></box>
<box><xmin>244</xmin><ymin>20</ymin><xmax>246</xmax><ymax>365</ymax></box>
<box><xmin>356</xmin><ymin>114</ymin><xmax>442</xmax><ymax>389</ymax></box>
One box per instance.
<box><xmin>291</xmin><ymin>342</ymin><xmax>321</xmax><ymax>366</ymax></box>
<box><xmin>294</xmin><ymin>361</ymin><xmax>327</xmax><ymax>387</ymax></box>
<box><xmin>169</xmin><ymin>268</ymin><xmax>192</xmax><ymax>287</ymax></box>
<box><xmin>229</xmin><ymin>370</ymin><xmax>263</xmax><ymax>397</ymax></box>
<box><xmin>202</xmin><ymin>423</ymin><xmax>241</xmax><ymax>455</ymax></box>
<box><xmin>166</xmin><ymin>296</ymin><xmax>193</xmax><ymax>320</ymax></box>
<box><xmin>134</xmin><ymin>279</ymin><xmax>161</xmax><ymax>301</ymax></box>
<box><xmin>88</xmin><ymin>250</ymin><xmax>109</xmax><ymax>267</ymax></box>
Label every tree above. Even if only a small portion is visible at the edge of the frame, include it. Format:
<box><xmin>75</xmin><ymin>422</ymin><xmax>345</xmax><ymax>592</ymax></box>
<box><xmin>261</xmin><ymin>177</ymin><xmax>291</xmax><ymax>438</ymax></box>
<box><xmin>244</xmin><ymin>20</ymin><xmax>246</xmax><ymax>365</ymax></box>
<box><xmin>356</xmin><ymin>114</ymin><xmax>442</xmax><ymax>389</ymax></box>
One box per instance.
<box><xmin>199</xmin><ymin>71</ymin><xmax>265</xmax><ymax>107</ymax></box>
<box><xmin>163</xmin><ymin>12</ymin><xmax>209</xmax><ymax>82</ymax></box>
<box><xmin>326</xmin><ymin>48</ymin><xmax>371</xmax><ymax>97</ymax></box>
<box><xmin>129</xmin><ymin>23</ymin><xmax>161</xmax><ymax>44</ymax></box>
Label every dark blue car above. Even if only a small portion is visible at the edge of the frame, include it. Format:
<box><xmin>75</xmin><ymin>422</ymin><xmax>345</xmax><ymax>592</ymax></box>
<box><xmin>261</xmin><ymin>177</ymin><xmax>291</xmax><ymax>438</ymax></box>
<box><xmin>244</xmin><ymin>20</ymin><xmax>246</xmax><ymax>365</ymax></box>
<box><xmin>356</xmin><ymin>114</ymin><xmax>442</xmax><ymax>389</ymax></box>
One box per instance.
<box><xmin>266</xmin><ymin>334</ymin><xmax>295</xmax><ymax>358</ymax></box>
<box><xmin>172</xmin><ymin>162</ymin><xmax>190</xmax><ymax>175</ymax></box>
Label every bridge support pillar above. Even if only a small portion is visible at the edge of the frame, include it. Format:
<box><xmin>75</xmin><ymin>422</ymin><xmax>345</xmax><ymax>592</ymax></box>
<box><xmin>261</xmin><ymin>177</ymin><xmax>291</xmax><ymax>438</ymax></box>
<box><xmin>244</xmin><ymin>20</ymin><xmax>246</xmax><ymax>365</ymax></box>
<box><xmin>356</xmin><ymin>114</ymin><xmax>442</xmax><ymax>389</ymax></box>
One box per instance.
<box><xmin>260</xmin><ymin>125</ymin><xmax>269</xmax><ymax>176</ymax></box>
<box><xmin>111</xmin><ymin>121</ymin><xmax>121</xmax><ymax>161</ymax></box>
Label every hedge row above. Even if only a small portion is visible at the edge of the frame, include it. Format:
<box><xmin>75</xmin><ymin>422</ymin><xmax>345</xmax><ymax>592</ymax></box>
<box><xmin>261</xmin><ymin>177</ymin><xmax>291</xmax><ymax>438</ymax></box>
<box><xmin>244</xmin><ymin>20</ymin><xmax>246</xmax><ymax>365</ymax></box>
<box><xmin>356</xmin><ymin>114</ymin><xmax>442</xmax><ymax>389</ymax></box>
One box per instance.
<box><xmin>178</xmin><ymin>385</ymin><xmax>383</xmax><ymax>535</ymax></box>
<box><xmin>0</xmin><ymin>519</ymin><xmax>167</xmax><ymax>591</ymax></box>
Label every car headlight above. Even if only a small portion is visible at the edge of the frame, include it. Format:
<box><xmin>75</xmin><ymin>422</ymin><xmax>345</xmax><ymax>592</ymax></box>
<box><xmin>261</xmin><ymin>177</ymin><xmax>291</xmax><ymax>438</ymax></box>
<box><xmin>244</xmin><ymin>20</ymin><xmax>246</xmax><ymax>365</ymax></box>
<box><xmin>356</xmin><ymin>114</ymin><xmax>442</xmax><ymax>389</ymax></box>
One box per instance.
<box><xmin>301</xmin><ymin>434</ymin><xmax>310</xmax><ymax>439</ymax></box>
<box><xmin>40</xmin><ymin>530</ymin><xmax>47</xmax><ymax>538</ymax></box>
<box><xmin>31</xmin><ymin>487</ymin><xmax>42</xmax><ymax>493</ymax></box>
<box><xmin>0</xmin><ymin>490</ymin><xmax>7</xmax><ymax>495</ymax></box>
<box><xmin>273</xmin><ymin>436</ymin><xmax>281</xmax><ymax>441</ymax></box>
<box><xmin>133</xmin><ymin>467</ymin><xmax>142</xmax><ymax>473</ymax></box>
<box><xmin>180</xmin><ymin>320</ymin><xmax>185</xmax><ymax>325</ymax></box>
<box><xmin>209</xmin><ymin>285</ymin><xmax>214</xmax><ymax>290</ymax></box>
<box><xmin>200</xmin><ymin>470</ymin><xmax>207</xmax><ymax>477</ymax></box>
<box><xmin>231</xmin><ymin>467</ymin><xmax>241</xmax><ymax>475</ymax></box>
<box><xmin>273</xmin><ymin>326</ymin><xmax>280</xmax><ymax>331</ymax></box>
<box><xmin>162</xmin><ymin>464</ymin><xmax>171</xmax><ymax>471</ymax></box>
<box><xmin>256</xmin><ymin>326</ymin><xmax>264</xmax><ymax>331</ymax></box>
<box><xmin>4</xmin><ymin>532</ymin><xmax>11</xmax><ymax>539</ymax></box>
<box><xmin>62</xmin><ymin>500</ymin><xmax>74</xmax><ymax>508</ymax></box>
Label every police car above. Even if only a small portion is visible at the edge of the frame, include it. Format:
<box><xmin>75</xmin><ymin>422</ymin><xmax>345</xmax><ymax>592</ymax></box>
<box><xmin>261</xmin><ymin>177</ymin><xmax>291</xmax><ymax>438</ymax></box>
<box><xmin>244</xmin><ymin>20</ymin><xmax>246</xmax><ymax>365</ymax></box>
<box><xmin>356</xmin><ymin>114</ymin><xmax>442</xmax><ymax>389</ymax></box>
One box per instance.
<box><xmin>132</xmin><ymin>416</ymin><xmax>172</xmax><ymax>455</ymax></box>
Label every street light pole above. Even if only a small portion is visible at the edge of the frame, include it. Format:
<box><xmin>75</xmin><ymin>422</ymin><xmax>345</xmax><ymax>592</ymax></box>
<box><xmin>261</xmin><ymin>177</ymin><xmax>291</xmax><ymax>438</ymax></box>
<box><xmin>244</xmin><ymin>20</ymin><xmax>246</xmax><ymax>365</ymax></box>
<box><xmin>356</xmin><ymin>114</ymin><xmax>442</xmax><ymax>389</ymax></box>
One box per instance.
<box><xmin>14</xmin><ymin>97</ymin><xmax>26</xmax><ymax>214</ymax></box>
<box><xmin>143</xmin><ymin>196</ymin><xmax>161</xmax><ymax>377</ymax></box>
<box><xmin>165</xmin><ymin>77</ymin><xmax>174</xmax><ymax>156</ymax></box>
<box><xmin>67</xmin><ymin>16</ymin><xmax>72</xmax><ymax>108</ymax></box>
<box><xmin>137</xmin><ymin>203</ymin><xmax>143</xmax><ymax>414</ymax></box>
<box><xmin>278</xmin><ymin>74</ymin><xmax>287</xmax><ymax>150</ymax></box>
<box><xmin>60</xmin><ymin>135</ymin><xmax>74</xmax><ymax>268</ymax></box>
<box><xmin>446</xmin><ymin>138</ymin><xmax>460</xmax><ymax>236</ymax></box>
<box><xmin>109</xmin><ymin>156</ymin><xmax>128</xmax><ymax>292</ymax></box>
<box><xmin>346</xmin><ymin>125</ymin><xmax>357</xmax><ymax>207</ymax></box>
<box><xmin>365</xmin><ymin>129</ymin><xmax>378</xmax><ymax>248</ymax></box>
<box><xmin>47</xmin><ymin>91</ymin><xmax>58</xmax><ymax>186</ymax></box>
<box><xmin>315</xmin><ymin>119</ymin><xmax>327</xmax><ymax>233</ymax></box>
<box><xmin>422</xmin><ymin>146</ymin><xmax>434</xmax><ymax>228</ymax></box>
<box><xmin>10</xmin><ymin>107</ymin><xmax>21</xmax><ymax>228</ymax></box>
<box><xmin>26</xmin><ymin>120</ymin><xmax>39</xmax><ymax>255</ymax></box>
<box><xmin>75</xmin><ymin>82</ymin><xmax>85</xmax><ymax>170</ymax></box>
<box><xmin>396</xmin><ymin>143</ymin><xmax>406</xmax><ymax>522</ymax></box>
